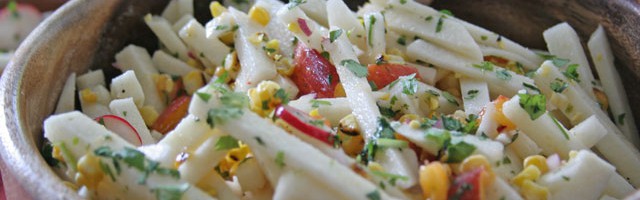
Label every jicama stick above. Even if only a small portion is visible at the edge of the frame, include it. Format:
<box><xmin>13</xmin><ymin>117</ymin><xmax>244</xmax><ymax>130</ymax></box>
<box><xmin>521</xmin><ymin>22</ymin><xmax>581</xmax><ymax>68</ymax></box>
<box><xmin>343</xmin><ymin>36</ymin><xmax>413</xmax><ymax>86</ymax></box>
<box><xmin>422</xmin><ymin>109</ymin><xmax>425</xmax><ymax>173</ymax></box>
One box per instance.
<box><xmin>362</xmin><ymin>12</ymin><xmax>386</xmax><ymax>64</ymax></box>
<box><xmin>568</xmin><ymin>115</ymin><xmax>607</xmax><ymax>148</ymax></box>
<box><xmin>115</xmin><ymin>45</ymin><xmax>165</xmax><ymax>113</ymax></box>
<box><xmin>502</xmin><ymin>94</ymin><xmax>584</xmax><ymax>159</ymax></box>
<box><xmin>177</xmin><ymin>130</ymin><xmax>228</xmax><ymax>183</ymax></box>
<box><xmin>234</xmin><ymin>157</ymin><xmax>268</xmax><ymax>192</ymax></box>
<box><xmin>381</xmin><ymin>6</ymin><xmax>482</xmax><ymax>62</ymax></box>
<box><xmin>506</xmin><ymin>131</ymin><xmax>542</xmax><ymax>160</ymax></box>
<box><xmin>179</xmin><ymin>19</ymin><xmax>230</xmax><ymax>68</ymax></box>
<box><xmin>588</xmin><ymin>25</ymin><xmax>638</xmax><ymax>143</ymax></box>
<box><xmin>196</xmin><ymin>170</ymin><xmax>241</xmax><ymax>200</ymax></box>
<box><xmin>480</xmin><ymin>46</ymin><xmax>539</xmax><ymax>70</ymax></box>
<box><xmin>254</xmin><ymin>0</ymin><xmax>296</xmax><ymax>58</ymax></box>
<box><xmin>54</xmin><ymin>73</ymin><xmax>76</xmax><ymax>114</ymax></box>
<box><xmin>539</xmin><ymin>150</ymin><xmax>615</xmax><ymax>200</ymax></box>
<box><xmin>272</xmin><ymin>171</ymin><xmax>345</xmax><ymax>200</ymax></box>
<box><xmin>406</xmin><ymin>40</ymin><xmax>534</xmax><ymax>97</ymax></box>
<box><xmin>372</xmin><ymin>0</ymin><xmax>543</xmax><ymax>66</ymax></box>
<box><xmin>150</xmin><ymin>115</ymin><xmax>216</xmax><ymax>167</ymax></box>
<box><xmin>323</xmin><ymin>27</ymin><xmax>417</xmax><ymax>189</ymax></box>
<box><xmin>604</xmin><ymin>172</ymin><xmax>636</xmax><ymax>199</ymax></box>
<box><xmin>459</xmin><ymin>77</ymin><xmax>490</xmax><ymax>115</ymax></box>
<box><xmin>109</xmin><ymin>98</ymin><xmax>156</xmax><ymax>145</ymax></box>
<box><xmin>288</xmin><ymin>94</ymin><xmax>352</xmax><ymax>126</ymax></box>
<box><xmin>543</xmin><ymin>22</ymin><xmax>596</xmax><ymax>99</ymax></box>
<box><xmin>109</xmin><ymin>70</ymin><xmax>145</xmax><ymax>107</ymax></box>
<box><xmin>298</xmin><ymin>0</ymin><xmax>329</xmax><ymax>27</ymax></box>
<box><xmin>173</xmin><ymin>14</ymin><xmax>195</xmax><ymax>33</ymax></box>
<box><xmin>44</xmin><ymin>112</ymin><xmax>213</xmax><ymax>200</ymax></box>
<box><xmin>144</xmin><ymin>14</ymin><xmax>190</xmax><ymax>61</ymax></box>
<box><xmin>161</xmin><ymin>0</ymin><xmax>180</xmax><ymax>23</ymax></box>
<box><xmin>228</xmin><ymin>8</ymin><xmax>278</xmax><ymax>92</ymax></box>
<box><xmin>76</xmin><ymin>69</ymin><xmax>105</xmax><ymax>90</ymax></box>
<box><xmin>79</xmin><ymin>85</ymin><xmax>111</xmax><ymax>119</ymax></box>
<box><xmin>326</xmin><ymin>0</ymin><xmax>367</xmax><ymax>51</ymax></box>
<box><xmin>152</xmin><ymin>50</ymin><xmax>199</xmax><ymax>76</ymax></box>
<box><xmin>406</xmin><ymin>63</ymin><xmax>437</xmax><ymax>85</ymax></box>
<box><xmin>486</xmin><ymin>178</ymin><xmax>524</xmax><ymax>200</ymax></box>
<box><xmin>276</xmin><ymin>6</ymin><xmax>327</xmax><ymax>51</ymax></box>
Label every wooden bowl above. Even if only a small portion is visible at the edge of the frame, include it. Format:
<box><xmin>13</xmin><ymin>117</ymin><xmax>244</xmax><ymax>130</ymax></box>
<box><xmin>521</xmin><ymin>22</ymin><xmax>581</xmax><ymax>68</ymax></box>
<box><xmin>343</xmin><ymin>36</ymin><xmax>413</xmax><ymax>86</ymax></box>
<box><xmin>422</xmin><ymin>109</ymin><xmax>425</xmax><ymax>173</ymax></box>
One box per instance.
<box><xmin>0</xmin><ymin>0</ymin><xmax>638</xmax><ymax>199</ymax></box>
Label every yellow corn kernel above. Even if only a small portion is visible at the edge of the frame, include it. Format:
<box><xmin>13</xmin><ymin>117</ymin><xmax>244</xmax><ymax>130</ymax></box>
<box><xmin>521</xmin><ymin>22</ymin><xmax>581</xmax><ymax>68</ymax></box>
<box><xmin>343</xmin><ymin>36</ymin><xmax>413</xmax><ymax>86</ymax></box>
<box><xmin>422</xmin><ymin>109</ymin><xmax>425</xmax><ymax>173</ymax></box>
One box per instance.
<box><xmin>379</xmin><ymin>93</ymin><xmax>391</xmax><ymax>101</ymax></box>
<box><xmin>512</xmin><ymin>165</ymin><xmax>542</xmax><ymax>187</ymax></box>
<box><xmin>520</xmin><ymin>180</ymin><xmax>550</xmax><ymax>200</ymax></box>
<box><xmin>219</xmin><ymin>31</ymin><xmax>235</xmax><ymax>45</ymax></box>
<box><xmin>334</xmin><ymin>83</ymin><xmax>346</xmax><ymax>97</ymax></box>
<box><xmin>387</xmin><ymin>48</ymin><xmax>407</xmax><ymax>60</ymax></box>
<box><xmin>249</xmin><ymin>6</ymin><xmax>270</xmax><ymax>26</ymax></box>
<box><xmin>209</xmin><ymin>1</ymin><xmax>226</xmax><ymax>18</ymax></box>
<box><xmin>460</xmin><ymin>155</ymin><xmax>492</xmax><ymax>174</ymax></box>
<box><xmin>153</xmin><ymin>74</ymin><xmax>174</xmax><ymax>94</ymax></box>
<box><xmin>186</xmin><ymin>58</ymin><xmax>201</xmax><ymax>68</ymax></box>
<box><xmin>182</xmin><ymin>71</ymin><xmax>205</xmax><ymax>95</ymax></box>
<box><xmin>368</xmin><ymin>162</ymin><xmax>385</xmax><ymax>172</ymax></box>
<box><xmin>139</xmin><ymin>106</ymin><xmax>159</xmax><ymax>126</ymax></box>
<box><xmin>80</xmin><ymin>89</ymin><xmax>98</xmax><ymax>103</ymax></box>
<box><xmin>399</xmin><ymin>114</ymin><xmax>420</xmax><ymax>123</ymax></box>
<box><xmin>249</xmin><ymin>32</ymin><xmax>267</xmax><ymax>44</ymax></box>
<box><xmin>288</xmin><ymin>22</ymin><xmax>302</xmax><ymax>34</ymax></box>
<box><xmin>420</xmin><ymin>162</ymin><xmax>450</xmax><ymax>200</ymax></box>
<box><xmin>569</xmin><ymin>150</ymin><xmax>578</xmax><ymax>160</ymax></box>
<box><xmin>76</xmin><ymin>153</ymin><xmax>104</xmax><ymax>190</ymax></box>
<box><xmin>309</xmin><ymin>109</ymin><xmax>321</xmax><ymax>118</ymax></box>
<box><xmin>524</xmin><ymin>155</ymin><xmax>549</xmax><ymax>174</ymax></box>
<box><xmin>409</xmin><ymin>120</ymin><xmax>422</xmax><ymax>129</ymax></box>
<box><xmin>52</xmin><ymin>146</ymin><xmax>64</xmax><ymax>162</ymax></box>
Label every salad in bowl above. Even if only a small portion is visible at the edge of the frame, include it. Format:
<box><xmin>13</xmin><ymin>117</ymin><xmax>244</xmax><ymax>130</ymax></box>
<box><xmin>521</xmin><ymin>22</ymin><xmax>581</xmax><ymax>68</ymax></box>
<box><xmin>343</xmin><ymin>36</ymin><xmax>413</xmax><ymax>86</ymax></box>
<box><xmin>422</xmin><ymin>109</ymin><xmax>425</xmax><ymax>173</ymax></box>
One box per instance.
<box><xmin>41</xmin><ymin>0</ymin><xmax>639</xmax><ymax>199</ymax></box>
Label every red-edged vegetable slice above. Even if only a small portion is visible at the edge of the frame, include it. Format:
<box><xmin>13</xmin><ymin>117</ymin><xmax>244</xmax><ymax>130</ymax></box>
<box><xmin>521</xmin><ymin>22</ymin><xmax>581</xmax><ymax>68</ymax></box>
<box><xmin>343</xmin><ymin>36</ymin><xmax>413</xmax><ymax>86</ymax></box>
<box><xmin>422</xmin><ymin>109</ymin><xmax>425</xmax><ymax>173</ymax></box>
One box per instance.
<box><xmin>96</xmin><ymin>115</ymin><xmax>142</xmax><ymax>146</ymax></box>
<box><xmin>448</xmin><ymin>167</ymin><xmax>486</xmax><ymax>200</ymax></box>
<box><xmin>152</xmin><ymin>95</ymin><xmax>191</xmax><ymax>134</ymax></box>
<box><xmin>275</xmin><ymin>105</ymin><xmax>334</xmax><ymax>146</ymax></box>
<box><xmin>290</xmin><ymin>43</ymin><xmax>339</xmax><ymax>98</ymax></box>
<box><xmin>367</xmin><ymin>63</ymin><xmax>421</xmax><ymax>89</ymax></box>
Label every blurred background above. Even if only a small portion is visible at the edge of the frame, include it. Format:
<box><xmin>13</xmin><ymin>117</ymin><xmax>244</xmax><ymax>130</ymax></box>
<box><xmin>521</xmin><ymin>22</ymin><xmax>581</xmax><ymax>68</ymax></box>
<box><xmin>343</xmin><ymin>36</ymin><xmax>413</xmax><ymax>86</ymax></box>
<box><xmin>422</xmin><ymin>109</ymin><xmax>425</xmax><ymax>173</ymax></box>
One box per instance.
<box><xmin>0</xmin><ymin>0</ymin><xmax>68</xmax><ymax>74</ymax></box>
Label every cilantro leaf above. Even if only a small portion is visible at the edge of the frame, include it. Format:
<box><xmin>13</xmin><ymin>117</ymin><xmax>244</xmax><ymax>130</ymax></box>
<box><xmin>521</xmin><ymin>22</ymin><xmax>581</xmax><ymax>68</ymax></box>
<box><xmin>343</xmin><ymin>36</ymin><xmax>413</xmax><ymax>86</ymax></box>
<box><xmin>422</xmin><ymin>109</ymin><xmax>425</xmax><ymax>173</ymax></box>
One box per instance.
<box><xmin>442</xmin><ymin>92</ymin><xmax>459</xmax><ymax>106</ymax></box>
<box><xmin>472</xmin><ymin>61</ymin><xmax>494</xmax><ymax>71</ymax></box>
<box><xmin>618</xmin><ymin>113</ymin><xmax>626</xmax><ymax>125</ymax></box>
<box><xmin>446</xmin><ymin>141</ymin><xmax>476</xmax><ymax>163</ymax></box>
<box><xmin>563</xmin><ymin>64</ymin><xmax>581</xmax><ymax>83</ymax></box>
<box><xmin>367</xmin><ymin>15</ymin><xmax>377</xmax><ymax>47</ymax></box>
<box><xmin>310</xmin><ymin>99</ymin><xmax>332</xmax><ymax>108</ymax></box>
<box><xmin>195</xmin><ymin>92</ymin><xmax>212</xmax><ymax>102</ymax></box>
<box><xmin>215</xmin><ymin>135</ymin><xmax>240</xmax><ymax>150</ymax></box>
<box><xmin>435</xmin><ymin>16</ymin><xmax>444</xmax><ymax>33</ymax></box>
<box><xmin>341</xmin><ymin>59</ymin><xmax>368</xmax><ymax>78</ymax></box>
<box><xmin>550</xmin><ymin>78</ymin><xmax>568</xmax><ymax>93</ymax></box>
<box><xmin>518</xmin><ymin>93</ymin><xmax>546</xmax><ymax>120</ymax></box>
<box><xmin>442</xmin><ymin>115</ymin><xmax>462</xmax><ymax>131</ymax></box>
<box><xmin>464</xmin><ymin>90</ymin><xmax>479</xmax><ymax>100</ymax></box>
<box><xmin>153</xmin><ymin>184</ymin><xmax>190</xmax><ymax>200</ymax></box>
<box><xmin>329</xmin><ymin>29</ymin><xmax>343</xmax><ymax>43</ymax></box>
<box><xmin>400</xmin><ymin>74</ymin><xmax>418</xmax><ymax>95</ymax></box>
<box><xmin>496</xmin><ymin>69</ymin><xmax>512</xmax><ymax>81</ymax></box>
<box><xmin>425</xmin><ymin>129</ymin><xmax>451</xmax><ymax>149</ymax></box>
<box><xmin>366</xmin><ymin>190</ymin><xmax>381</xmax><ymax>200</ymax></box>
<box><xmin>275</xmin><ymin>151</ymin><xmax>286</xmax><ymax>168</ymax></box>
<box><xmin>287</xmin><ymin>0</ymin><xmax>307</xmax><ymax>9</ymax></box>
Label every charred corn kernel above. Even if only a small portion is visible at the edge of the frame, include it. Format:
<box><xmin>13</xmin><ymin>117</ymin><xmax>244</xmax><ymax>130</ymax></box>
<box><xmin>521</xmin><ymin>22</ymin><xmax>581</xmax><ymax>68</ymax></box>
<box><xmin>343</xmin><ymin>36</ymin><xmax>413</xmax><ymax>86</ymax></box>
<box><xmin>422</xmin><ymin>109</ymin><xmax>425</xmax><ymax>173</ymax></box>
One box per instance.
<box><xmin>338</xmin><ymin>114</ymin><xmax>364</xmax><ymax>156</ymax></box>
<box><xmin>593</xmin><ymin>89</ymin><xmax>609</xmax><ymax>111</ymax></box>
<box><xmin>569</xmin><ymin>150</ymin><xmax>578</xmax><ymax>159</ymax></box>
<box><xmin>182</xmin><ymin>71</ymin><xmax>205</xmax><ymax>95</ymax></box>
<box><xmin>512</xmin><ymin>165</ymin><xmax>542</xmax><ymax>187</ymax></box>
<box><xmin>524</xmin><ymin>155</ymin><xmax>549</xmax><ymax>174</ymax></box>
<box><xmin>399</xmin><ymin>114</ymin><xmax>419</xmax><ymax>122</ymax></box>
<box><xmin>63</xmin><ymin>181</ymin><xmax>79</xmax><ymax>191</ymax></box>
<box><xmin>288</xmin><ymin>22</ymin><xmax>302</xmax><ymax>34</ymax></box>
<box><xmin>153</xmin><ymin>74</ymin><xmax>174</xmax><ymax>94</ymax></box>
<box><xmin>368</xmin><ymin>162</ymin><xmax>385</xmax><ymax>172</ymax></box>
<box><xmin>521</xmin><ymin>180</ymin><xmax>549</xmax><ymax>200</ymax></box>
<box><xmin>218</xmin><ymin>144</ymin><xmax>251</xmax><ymax>176</ymax></box>
<box><xmin>76</xmin><ymin>153</ymin><xmax>104</xmax><ymax>190</ymax></box>
<box><xmin>139</xmin><ymin>106</ymin><xmax>159</xmax><ymax>126</ymax></box>
<box><xmin>52</xmin><ymin>146</ymin><xmax>64</xmax><ymax>162</ymax></box>
<box><xmin>80</xmin><ymin>89</ymin><xmax>98</xmax><ymax>103</ymax></box>
<box><xmin>248</xmin><ymin>81</ymin><xmax>282</xmax><ymax>116</ymax></box>
<box><xmin>209</xmin><ymin>1</ymin><xmax>226</xmax><ymax>17</ymax></box>
<box><xmin>420</xmin><ymin>162</ymin><xmax>450</xmax><ymax>200</ymax></box>
<box><xmin>265</xmin><ymin>39</ymin><xmax>280</xmax><ymax>52</ymax></box>
<box><xmin>334</xmin><ymin>83</ymin><xmax>346</xmax><ymax>97</ymax></box>
<box><xmin>249</xmin><ymin>6</ymin><xmax>270</xmax><ymax>26</ymax></box>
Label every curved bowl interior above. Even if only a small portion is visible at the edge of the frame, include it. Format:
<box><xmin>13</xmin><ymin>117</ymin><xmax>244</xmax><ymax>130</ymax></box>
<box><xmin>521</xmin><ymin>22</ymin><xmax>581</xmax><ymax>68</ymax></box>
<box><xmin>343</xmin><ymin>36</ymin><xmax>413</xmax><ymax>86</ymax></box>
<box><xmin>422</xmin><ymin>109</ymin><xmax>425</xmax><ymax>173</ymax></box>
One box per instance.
<box><xmin>1</xmin><ymin>0</ymin><xmax>638</xmax><ymax>198</ymax></box>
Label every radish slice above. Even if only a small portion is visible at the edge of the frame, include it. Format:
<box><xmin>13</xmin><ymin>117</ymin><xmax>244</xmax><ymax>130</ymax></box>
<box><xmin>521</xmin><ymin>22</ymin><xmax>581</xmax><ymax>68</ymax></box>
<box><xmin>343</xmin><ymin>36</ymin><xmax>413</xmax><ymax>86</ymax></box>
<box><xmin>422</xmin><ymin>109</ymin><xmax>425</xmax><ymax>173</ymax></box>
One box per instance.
<box><xmin>275</xmin><ymin>105</ymin><xmax>334</xmax><ymax>146</ymax></box>
<box><xmin>95</xmin><ymin>115</ymin><xmax>142</xmax><ymax>146</ymax></box>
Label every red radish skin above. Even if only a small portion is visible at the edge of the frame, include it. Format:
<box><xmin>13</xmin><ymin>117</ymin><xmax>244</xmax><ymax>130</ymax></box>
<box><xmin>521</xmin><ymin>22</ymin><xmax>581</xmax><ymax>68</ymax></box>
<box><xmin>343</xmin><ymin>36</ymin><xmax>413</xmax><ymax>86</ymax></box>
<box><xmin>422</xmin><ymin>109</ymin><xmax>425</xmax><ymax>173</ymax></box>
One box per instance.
<box><xmin>96</xmin><ymin>115</ymin><xmax>143</xmax><ymax>146</ymax></box>
<box><xmin>290</xmin><ymin>43</ymin><xmax>340</xmax><ymax>98</ymax></box>
<box><xmin>448</xmin><ymin>167</ymin><xmax>485</xmax><ymax>200</ymax></box>
<box><xmin>275</xmin><ymin>105</ymin><xmax>334</xmax><ymax>146</ymax></box>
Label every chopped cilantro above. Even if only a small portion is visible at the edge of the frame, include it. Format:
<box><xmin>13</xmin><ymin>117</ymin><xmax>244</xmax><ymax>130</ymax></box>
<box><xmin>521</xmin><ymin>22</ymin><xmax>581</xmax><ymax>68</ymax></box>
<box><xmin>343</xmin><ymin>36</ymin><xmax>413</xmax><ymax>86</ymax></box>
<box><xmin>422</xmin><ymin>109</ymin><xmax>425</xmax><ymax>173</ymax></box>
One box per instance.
<box><xmin>255</xmin><ymin>136</ymin><xmax>265</xmax><ymax>146</ymax></box>
<box><xmin>329</xmin><ymin>29</ymin><xmax>343</xmax><ymax>43</ymax></box>
<box><xmin>472</xmin><ymin>61</ymin><xmax>494</xmax><ymax>71</ymax></box>
<box><xmin>120</xmin><ymin>147</ymin><xmax>146</xmax><ymax>171</ymax></box>
<box><xmin>439</xmin><ymin>9</ymin><xmax>454</xmax><ymax>16</ymax></box>
<box><xmin>275</xmin><ymin>151</ymin><xmax>286</xmax><ymax>168</ymax></box>
<box><xmin>502</xmin><ymin>156</ymin><xmax>512</xmax><ymax>164</ymax></box>
<box><xmin>446</xmin><ymin>141</ymin><xmax>476</xmax><ymax>163</ymax></box>
<box><xmin>480</xmin><ymin>35</ymin><xmax>488</xmax><ymax>40</ymax></box>
<box><xmin>195</xmin><ymin>92</ymin><xmax>212</xmax><ymax>102</ymax></box>
<box><xmin>496</xmin><ymin>69</ymin><xmax>512</xmax><ymax>81</ymax></box>
<box><xmin>366</xmin><ymin>190</ymin><xmax>381</xmax><ymax>200</ymax></box>
<box><xmin>310</xmin><ymin>99</ymin><xmax>332</xmax><ymax>108</ymax></box>
<box><xmin>425</xmin><ymin>16</ymin><xmax>433</xmax><ymax>21</ymax></box>
<box><xmin>320</xmin><ymin>51</ymin><xmax>331</xmax><ymax>60</ymax></box>
<box><xmin>376</xmin><ymin>138</ymin><xmax>409</xmax><ymax>148</ymax></box>
<box><xmin>375</xmin><ymin>118</ymin><xmax>396</xmax><ymax>139</ymax></box>
<box><xmin>522</xmin><ymin>83</ymin><xmax>541</xmax><ymax>94</ymax></box>
<box><xmin>425</xmin><ymin>129</ymin><xmax>451</xmax><ymax>149</ymax></box>
<box><xmin>518</xmin><ymin>93</ymin><xmax>546</xmax><ymax>120</ymax></box>
<box><xmin>464</xmin><ymin>90</ymin><xmax>479</xmax><ymax>100</ymax></box>
<box><xmin>379</xmin><ymin>105</ymin><xmax>399</xmax><ymax>119</ymax></box>
<box><xmin>99</xmin><ymin>160</ymin><xmax>116</xmax><ymax>181</ymax></box>
<box><xmin>563</xmin><ymin>64</ymin><xmax>581</xmax><ymax>83</ymax></box>
<box><xmin>618</xmin><ymin>113</ymin><xmax>626</xmax><ymax>125</ymax></box>
<box><xmin>550</xmin><ymin>78</ymin><xmax>568</xmax><ymax>93</ymax></box>
<box><xmin>287</xmin><ymin>0</ymin><xmax>307</xmax><ymax>9</ymax></box>
<box><xmin>152</xmin><ymin>184</ymin><xmax>190</xmax><ymax>200</ymax></box>
<box><xmin>341</xmin><ymin>59</ymin><xmax>368</xmax><ymax>78</ymax></box>
<box><xmin>549</xmin><ymin>113</ymin><xmax>570</xmax><ymax>140</ymax></box>
<box><xmin>274</xmin><ymin>88</ymin><xmax>290</xmax><ymax>104</ymax></box>
<box><xmin>562</xmin><ymin>176</ymin><xmax>571</xmax><ymax>181</ymax></box>
<box><xmin>370</xmin><ymin>170</ymin><xmax>409</xmax><ymax>186</ymax></box>
<box><xmin>206</xmin><ymin>107</ymin><xmax>243</xmax><ymax>128</ymax></box>
<box><xmin>442</xmin><ymin>115</ymin><xmax>462</xmax><ymax>131</ymax></box>
<box><xmin>367</xmin><ymin>15</ymin><xmax>377</xmax><ymax>47</ymax></box>
<box><xmin>214</xmin><ymin>25</ymin><xmax>228</xmax><ymax>30</ymax></box>
<box><xmin>396</xmin><ymin>35</ymin><xmax>407</xmax><ymax>46</ymax></box>
<box><xmin>400</xmin><ymin>74</ymin><xmax>418</xmax><ymax>95</ymax></box>
<box><xmin>435</xmin><ymin>16</ymin><xmax>444</xmax><ymax>33</ymax></box>
<box><xmin>442</xmin><ymin>92</ymin><xmax>459</xmax><ymax>106</ymax></box>
<box><xmin>399</xmin><ymin>0</ymin><xmax>407</xmax><ymax>4</ymax></box>
<box><xmin>214</xmin><ymin>136</ymin><xmax>240</xmax><ymax>150</ymax></box>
